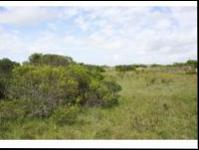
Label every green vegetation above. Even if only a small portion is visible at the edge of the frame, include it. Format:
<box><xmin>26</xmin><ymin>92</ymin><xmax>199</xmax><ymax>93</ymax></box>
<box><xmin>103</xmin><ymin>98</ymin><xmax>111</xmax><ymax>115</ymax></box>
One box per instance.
<box><xmin>0</xmin><ymin>54</ymin><xmax>197</xmax><ymax>139</ymax></box>
<box><xmin>24</xmin><ymin>53</ymin><xmax>74</xmax><ymax>66</ymax></box>
<box><xmin>115</xmin><ymin>64</ymin><xmax>147</xmax><ymax>72</ymax></box>
<box><xmin>0</xmin><ymin>58</ymin><xmax>19</xmax><ymax>99</ymax></box>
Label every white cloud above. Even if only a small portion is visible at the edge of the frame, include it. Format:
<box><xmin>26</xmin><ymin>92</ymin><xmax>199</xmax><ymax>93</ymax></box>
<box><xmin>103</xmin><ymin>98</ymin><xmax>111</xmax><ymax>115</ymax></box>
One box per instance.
<box><xmin>0</xmin><ymin>7</ymin><xmax>52</xmax><ymax>25</ymax></box>
<box><xmin>0</xmin><ymin>6</ymin><xmax>197</xmax><ymax>65</ymax></box>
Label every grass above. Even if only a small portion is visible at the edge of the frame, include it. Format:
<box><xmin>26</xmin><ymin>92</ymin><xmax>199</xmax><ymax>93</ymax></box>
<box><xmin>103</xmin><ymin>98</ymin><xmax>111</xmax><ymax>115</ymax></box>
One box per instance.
<box><xmin>0</xmin><ymin>68</ymin><xmax>197</xmax><ymax>139</ymax></box>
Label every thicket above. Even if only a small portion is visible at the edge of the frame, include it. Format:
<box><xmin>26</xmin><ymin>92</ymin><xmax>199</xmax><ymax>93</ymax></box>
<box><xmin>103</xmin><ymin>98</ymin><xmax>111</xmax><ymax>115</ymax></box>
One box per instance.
<box><xmin>0</xmin><ymin>53</ymin><xmax>121</xmax><ymax>120</ymax></box>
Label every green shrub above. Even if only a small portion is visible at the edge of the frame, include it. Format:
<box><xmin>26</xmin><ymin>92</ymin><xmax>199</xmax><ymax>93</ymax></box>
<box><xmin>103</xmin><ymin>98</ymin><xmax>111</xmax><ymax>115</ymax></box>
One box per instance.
<box><xmin>8</xmin><ymin>59</ymin><xmax>121</xmax><ymax>117</ymax></box>
<box><xmin>84</xmin><ymin>79</ymin><xmax>121</xmax><ymax>107</ymax></box>
<box><xmin>8</xmin><ymin>65</ymin><xmax>80</xmax><ymax>117</ymax></box>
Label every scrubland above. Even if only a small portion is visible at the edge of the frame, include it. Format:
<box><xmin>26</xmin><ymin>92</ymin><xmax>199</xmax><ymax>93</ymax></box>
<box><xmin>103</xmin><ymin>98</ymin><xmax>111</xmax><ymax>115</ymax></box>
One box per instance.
<box><xmin>0</xmin><ymin>54</ymin><xmax>197</xmax><ymax>139</ymax></box>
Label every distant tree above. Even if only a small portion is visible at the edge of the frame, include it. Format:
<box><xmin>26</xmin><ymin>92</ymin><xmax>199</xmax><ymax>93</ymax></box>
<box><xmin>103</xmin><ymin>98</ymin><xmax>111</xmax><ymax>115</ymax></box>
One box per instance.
<box><xmin>172</xmin><ymin>60</ymin><xmax>197</xmax><ymax>69</ymax></box>
<box><xmin>173</xmin><ymin>62</ymin><xmax>185</xmax><ymax>67</ymax></box>
<box><xmin>83</xmin><ymin>64</ymin><xmax>105</xmax><ymax>73</ymax></box>
<box><xmin>186</xmin><ymin>60</ymin><xmax>197</xmax><ymax>68</ymax></box>
<box><xmin>133</xmin><ymin>64</ymin><xmax>147</xmax><ymax>68</ymax></box>
<box><xmin>0</xmin><ymin>58</ymin><xmax>19</xmax><ymax>76</ymax></box>
<box><xmin>115</xmin><ymin>65</ymin><xmax>136</xmax><ymax>72</ymax></box>
<box><xmin>150</xmin><ymin>64</ymin><xmax>163</xmax><ymax>67</ymax></box>
<box><xmin>28</xmin><ymin>53</ymin><xmax>43</xmax><ymax>65</ymax></box>
<box><xmin>27</xmin><ymin>53</ymin><xmax>74</xmax><ymax>66</ymax></box>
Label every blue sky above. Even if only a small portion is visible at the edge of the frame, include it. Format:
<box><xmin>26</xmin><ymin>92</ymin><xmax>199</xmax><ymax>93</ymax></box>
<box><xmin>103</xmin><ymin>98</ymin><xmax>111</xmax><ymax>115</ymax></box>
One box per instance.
<box><xmin>0</xmin><ymin>6</ymin><xmax>197</xmax><ymax>66</ymax></box>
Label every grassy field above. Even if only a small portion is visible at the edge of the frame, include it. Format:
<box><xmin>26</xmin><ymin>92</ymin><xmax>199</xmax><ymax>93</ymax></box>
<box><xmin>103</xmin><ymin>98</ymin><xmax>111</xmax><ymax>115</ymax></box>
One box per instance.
<box><xmin>0</xmin><ymin>68</ymin><xmax>197</xmax><ymax>139</ymax></box>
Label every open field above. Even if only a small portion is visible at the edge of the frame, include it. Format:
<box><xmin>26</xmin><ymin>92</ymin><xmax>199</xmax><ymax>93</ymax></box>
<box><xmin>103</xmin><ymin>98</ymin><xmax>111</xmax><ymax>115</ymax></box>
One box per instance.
<box><xmin>1</xmin><ymin>67</ymin><xmax>197</xmax><ymax>139</ymax></box>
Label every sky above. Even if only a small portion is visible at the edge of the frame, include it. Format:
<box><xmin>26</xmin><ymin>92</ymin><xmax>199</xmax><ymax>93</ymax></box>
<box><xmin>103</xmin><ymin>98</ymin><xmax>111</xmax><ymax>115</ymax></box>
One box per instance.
<box><xmin>0</xmin><ymin>6</ymin><xmax>197</xmax><ymax>66</ymax></box>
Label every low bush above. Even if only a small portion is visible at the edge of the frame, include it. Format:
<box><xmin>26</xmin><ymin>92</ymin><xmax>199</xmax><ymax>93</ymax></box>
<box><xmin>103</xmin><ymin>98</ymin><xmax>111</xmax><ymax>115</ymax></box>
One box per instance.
<box><xmin>85</xmin><ymin>79</ymin><xmax>121</xmax><ymax>107</ymax></box>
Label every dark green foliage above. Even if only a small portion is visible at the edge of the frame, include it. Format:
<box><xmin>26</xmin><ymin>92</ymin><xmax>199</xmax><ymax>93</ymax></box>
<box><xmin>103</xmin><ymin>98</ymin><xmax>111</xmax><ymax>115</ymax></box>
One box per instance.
<box><xmin>172</xmin><ymin>60</ymin><xmax>197</xmax><ymax>68</ymax></box>
<box><xmin>115</xmin><ymin>64</ymin><xmax>147</xmax><ymax>72</ymax></box>
<box><xmin>115</xmin><ymin>65</ymin><xmax>136</xmax><ymax>72</ymax></box>
<box><xmin>186</xmin><ymin>60</ymin><xmax>197</xmax><ymax>68</ymax></box>
<box><xmin>133</xmin><ymin>64</ymin><xmax>147</xmax><ymax>68</ymax></box>
<box><xmin>171</xmin><ymin>60</ymin><xmax>197</xmax><ymax>74</ymax></box>
<box><xmin>0</xmin><ymin>78</ymin><xmax>6</xmax><ymax>99</ymax></box>
<box><xmin>0</xmin><ymin>58</ymin><xmax>19</xmax><ymax>99</ymax></box>
<box><xmin>26</xmin><ymin>53</ymin><xmax>74</xmax><ymax>66</ymax></box>
<box><xmin>0</xmin><ymin>58</ymin><xmax>20</xmax><ymax>76</ymax></box>
<box><xmin>150</xmin><ymin>64</ymin><xmax>163</xmax><ymax>67</ymax></box>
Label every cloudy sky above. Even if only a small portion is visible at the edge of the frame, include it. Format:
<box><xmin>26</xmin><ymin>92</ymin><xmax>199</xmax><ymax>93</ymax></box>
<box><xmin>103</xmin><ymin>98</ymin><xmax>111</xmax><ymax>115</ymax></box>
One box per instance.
<box><xmin>0</xmin><ymin>6</ymin><xmax>197</xmax><ymax>66</ymax></box>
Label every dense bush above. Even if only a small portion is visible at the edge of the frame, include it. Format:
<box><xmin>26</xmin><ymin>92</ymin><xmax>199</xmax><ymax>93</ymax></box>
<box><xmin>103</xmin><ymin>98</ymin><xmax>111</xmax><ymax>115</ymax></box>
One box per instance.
<box><xmin>25</xmin><ymin>53</ymin><xmax>74</xmax><ymax>66</ymax></box>
<box><xmin>8</xmin><ymin>60</ymin><xmax>121</xmax><ymax>117</ymax></box>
